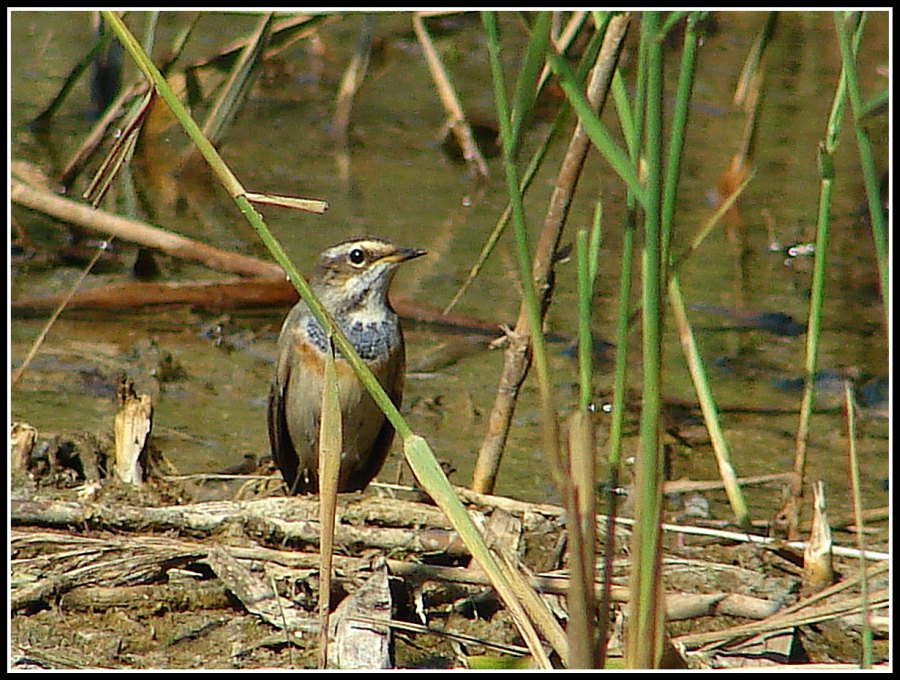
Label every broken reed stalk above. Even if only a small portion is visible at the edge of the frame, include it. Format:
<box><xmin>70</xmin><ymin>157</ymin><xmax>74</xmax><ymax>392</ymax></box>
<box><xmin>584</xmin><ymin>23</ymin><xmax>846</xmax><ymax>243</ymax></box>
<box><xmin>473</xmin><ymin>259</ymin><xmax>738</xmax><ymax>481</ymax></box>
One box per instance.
<box><xmin>472</xmin><ymin>12</ymin><xmax>629</xmax><ymax>495</ymax></box>
<box><xmin>801</xmin><ymin>481</ymin><xmax>834</xmax><ymax>594</ymax></box>
<box><xmin>844</xmin><ymin>380</ymin><xmax>873</xmax><ymax>668</ymax></box>
<box><xmin>565</xmin><ymin>224</ymin><xmax>602</xmax><ymax>667</ymax></box>
<box><xmin>113</xmin><ymin>376</ymin><xmax>154</xmax><ymax>485</ymax></box>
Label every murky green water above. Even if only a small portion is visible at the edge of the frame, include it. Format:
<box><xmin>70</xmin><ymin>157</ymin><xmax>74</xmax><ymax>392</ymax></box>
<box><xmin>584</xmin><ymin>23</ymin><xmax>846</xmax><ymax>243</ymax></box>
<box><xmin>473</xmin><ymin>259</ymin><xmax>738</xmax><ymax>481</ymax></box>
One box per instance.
<box><xmin>10</xmin><ymin>11</ymin><xmax>889</xmax><ymax>523</ymax></box>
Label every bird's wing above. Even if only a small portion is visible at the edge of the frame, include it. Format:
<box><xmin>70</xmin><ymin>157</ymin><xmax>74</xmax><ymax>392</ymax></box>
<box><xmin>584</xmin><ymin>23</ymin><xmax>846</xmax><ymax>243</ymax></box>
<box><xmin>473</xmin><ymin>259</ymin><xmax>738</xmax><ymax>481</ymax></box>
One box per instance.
<box><xmin>268</xmin><ymin>330</ymin><xmax>301</xmax><ymax>494</ymax></box>
<box><xmin>347</xmin><ymin>334</ymin><xmax>405</xmax><ymax>491</ymax></box>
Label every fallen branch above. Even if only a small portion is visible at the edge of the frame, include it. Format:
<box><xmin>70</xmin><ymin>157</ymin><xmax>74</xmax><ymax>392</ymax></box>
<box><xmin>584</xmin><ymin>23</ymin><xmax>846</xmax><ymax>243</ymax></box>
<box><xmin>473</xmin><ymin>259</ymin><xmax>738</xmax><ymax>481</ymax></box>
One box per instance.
<box><xmin>11</xmin><ymin>175</ymin><xmax>282</xmax><ymax>279</ymax></box>
<box><xmin>11</xmin><ymin>274</ymin><xmax>513</xmax><ymax>341</ymax></box>
<box><xmin>11</xmin><ymin>277</ymin><xmax>296</xmax><ymax>316</ymax></box>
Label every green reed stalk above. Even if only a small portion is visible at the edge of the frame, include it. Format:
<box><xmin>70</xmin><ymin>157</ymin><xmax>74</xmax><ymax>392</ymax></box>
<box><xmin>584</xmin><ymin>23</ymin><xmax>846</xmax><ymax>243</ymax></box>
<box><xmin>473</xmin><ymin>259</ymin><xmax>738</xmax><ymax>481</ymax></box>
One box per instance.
<box><xmin>482</xmin><ymin>11</ymin><xmax>561</xmax><ymax>478</ymax></box>
<box><xmin>658</xmin><ymin>13</ymin><xmax>749</xmax><ymax>528</ymax></box>
<box><xmin>567</xmin><ymin>219</ymin><xmax>602</xmax><ymax>667</ymax></box>
<box><xmin>605</xmin><ymin>10</ymin><xmax>646</xmax><ymax>469</ymax></box>
<box><xmin>660</xmin><ymin>12</ymin><xmax>703</xmax><ymax>268</ymax></box>
<box><xmin>596</xmin><ymin>14</ymin><xmax>644</xmax><ymax>668</ymax></box>
<box><xmin>834</xmin><ymin>11</ymin><xmax>888</xmax><ymax>328</ymax></box>
<box><xmin>577</xmin><ymin>209</ymin><xmax>603</xmax><ymax>411</ymax></box>
<box><xmin>788</xmin><ymin>143</ymin><xmax>834</xmax><ymax>537</ymax></box>
<box><xmin>625</xmin><ymin>11</ymin><xmax>665</xmax><ymax>669</ymax></box>
<box><xmin>787</xmin><ymin>12</ymin><xmax>862</xmax><ymax>538</ymax></box>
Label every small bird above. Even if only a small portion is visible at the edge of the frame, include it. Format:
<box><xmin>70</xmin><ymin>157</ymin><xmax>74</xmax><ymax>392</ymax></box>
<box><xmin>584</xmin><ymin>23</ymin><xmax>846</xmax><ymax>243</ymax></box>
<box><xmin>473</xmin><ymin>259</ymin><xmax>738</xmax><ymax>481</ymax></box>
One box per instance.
<box><xmin>267</xmin><ymin>237</ymin><xmax>426</xmax><ymax>494</ymax></box>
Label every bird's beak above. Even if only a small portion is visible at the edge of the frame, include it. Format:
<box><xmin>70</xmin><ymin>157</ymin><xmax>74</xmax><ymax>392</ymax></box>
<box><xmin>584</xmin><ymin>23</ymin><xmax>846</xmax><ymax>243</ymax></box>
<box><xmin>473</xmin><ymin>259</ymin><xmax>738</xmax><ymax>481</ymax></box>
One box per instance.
<box><xmin>384</xmin><ymin>247</ymin><xmax>427</xmax><ymax>264</ymax></box>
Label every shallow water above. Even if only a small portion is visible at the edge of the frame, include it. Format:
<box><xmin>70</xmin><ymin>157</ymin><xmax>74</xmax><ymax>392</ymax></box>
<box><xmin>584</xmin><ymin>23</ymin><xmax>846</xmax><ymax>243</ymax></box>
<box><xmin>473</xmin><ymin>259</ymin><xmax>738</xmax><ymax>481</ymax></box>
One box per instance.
<box><xmin>10</xmin><ymin>11</ymin><xmax>889</xmax><ymax>525</ymax></box>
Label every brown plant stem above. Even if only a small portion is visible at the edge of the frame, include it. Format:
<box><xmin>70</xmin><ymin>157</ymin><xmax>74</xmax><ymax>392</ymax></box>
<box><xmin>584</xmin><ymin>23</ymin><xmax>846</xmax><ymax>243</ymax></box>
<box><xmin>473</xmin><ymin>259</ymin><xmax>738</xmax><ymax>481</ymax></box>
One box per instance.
<box><xmin>412</xmin><ymin>12</ymin><xmax>489</xmax><ymax>179</ymax></box>
<box><xmin>471</xmin><ymin>14</ymin><xmax>629</xmax><ymax>494</ymax></box>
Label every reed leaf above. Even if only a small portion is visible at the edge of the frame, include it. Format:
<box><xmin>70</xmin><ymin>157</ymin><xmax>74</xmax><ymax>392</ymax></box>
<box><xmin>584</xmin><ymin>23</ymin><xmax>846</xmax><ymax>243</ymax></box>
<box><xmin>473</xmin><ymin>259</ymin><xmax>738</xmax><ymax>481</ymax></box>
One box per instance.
<box><xmin>545</xmin><ymin>45</ymin><xmax>646</xmax><ymax>207</ymax></box>
<box><xmin>317</xmin><ymin>335</ymin><xmax>342</xmax><ymax>668</ymax></box>
<box><xmin>508</xmin><ymin>11</ymin><xmax>551</xmax><ymax>152</ymax></box>
<box><xmin>198</xmin><ymin>12</ymin><xmax>274</xmax><ymax>149</ymax></box>
<box><xmin>833</xmin><ymin>11</ymin><xmax>888</xmax><ymax>326</ymax></box>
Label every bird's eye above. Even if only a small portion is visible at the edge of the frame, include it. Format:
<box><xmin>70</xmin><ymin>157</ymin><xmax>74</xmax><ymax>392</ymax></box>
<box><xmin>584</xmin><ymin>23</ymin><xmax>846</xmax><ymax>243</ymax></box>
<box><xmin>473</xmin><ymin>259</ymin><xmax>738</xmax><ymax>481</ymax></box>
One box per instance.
<box><xmin>349</xmin><ymin>248</ymin><xmax>366</xmax><ymax>266</ymax></box>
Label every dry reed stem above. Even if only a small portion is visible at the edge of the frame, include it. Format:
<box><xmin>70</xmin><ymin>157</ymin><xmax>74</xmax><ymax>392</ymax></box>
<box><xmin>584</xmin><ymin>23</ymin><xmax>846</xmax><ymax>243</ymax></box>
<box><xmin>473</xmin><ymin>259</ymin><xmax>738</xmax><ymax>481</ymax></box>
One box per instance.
<box><xmin>412</xmin><ymin>12</ymin><xmax>489</xmax><ymax>178</ymax></box>
<box><xmin>472</xmin><ymin>14</ymin><xmax>630</xmax><ymax>494</ymax></box>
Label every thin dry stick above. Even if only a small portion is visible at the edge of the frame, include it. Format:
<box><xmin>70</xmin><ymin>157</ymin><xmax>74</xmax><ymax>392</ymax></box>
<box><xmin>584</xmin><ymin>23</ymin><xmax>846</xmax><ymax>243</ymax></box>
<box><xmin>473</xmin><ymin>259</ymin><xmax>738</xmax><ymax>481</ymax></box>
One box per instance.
<box><xmin>412</xmin><ymin>12</ymin><xmax>489</xmax><ymax>178</ymax></box>
<box><xmin>471</xmin><ymin>14</ymin><xmax>629</xmax><ymax>494</ymax></box>
<box><xmin>270</xmin><ymin>572</ymin><xmax>296</xmax><ymax>668</ymax></box>
<box><xmin>60</xmin><ymin>80</ymin><xmax>149</xmax><ymax>189</ymax></box>
<box><xmin>11</xmin><ymin>240</ymin><xmax>113</xmax><ymax>390</ymax></box>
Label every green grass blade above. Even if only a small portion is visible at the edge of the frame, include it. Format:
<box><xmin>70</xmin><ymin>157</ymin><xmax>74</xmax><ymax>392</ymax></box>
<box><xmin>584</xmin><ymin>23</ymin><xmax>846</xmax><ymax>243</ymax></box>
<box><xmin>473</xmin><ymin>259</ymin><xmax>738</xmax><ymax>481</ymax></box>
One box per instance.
<box><xmin>834</xmin><ymin>11</ymin><xmax>888</xmax><ymax>327</ymax></box>
<box><xmin>509</xmin><ymin>11</ymin><xmax>551</xmax><ymax>151</ymax></box>
<box><xmin>545</xmin><ymin>47</ymin><xmax>646</xmax><ymax>207</ymax></box>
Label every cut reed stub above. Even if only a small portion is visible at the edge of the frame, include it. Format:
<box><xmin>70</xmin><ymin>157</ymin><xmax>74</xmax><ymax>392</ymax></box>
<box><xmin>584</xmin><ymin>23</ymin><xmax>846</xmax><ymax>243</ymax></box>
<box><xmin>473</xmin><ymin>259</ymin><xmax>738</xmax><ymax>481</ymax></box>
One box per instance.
<box><xmin>114</xmin><ymin>375</ymin><xmax>153</xmax><ymax>485</ymax></box>
<box><xmin>802</xmin><ymin>481</ymin><xmax>835</xmax><ymax>595</ymax></box>
<box><xmin>10</xmin><ymin>421</ymin><xmax>38</xmax><ymax>475</ymax></box>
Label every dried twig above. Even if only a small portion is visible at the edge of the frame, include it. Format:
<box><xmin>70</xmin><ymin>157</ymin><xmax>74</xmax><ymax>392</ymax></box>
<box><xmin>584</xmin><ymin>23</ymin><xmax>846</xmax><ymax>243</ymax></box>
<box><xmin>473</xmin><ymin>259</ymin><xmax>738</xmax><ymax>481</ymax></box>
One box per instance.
<box><xmin>11</xmin><ymin>240</ymin><xmax>111</xmax><ymax>390</ymax></box>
